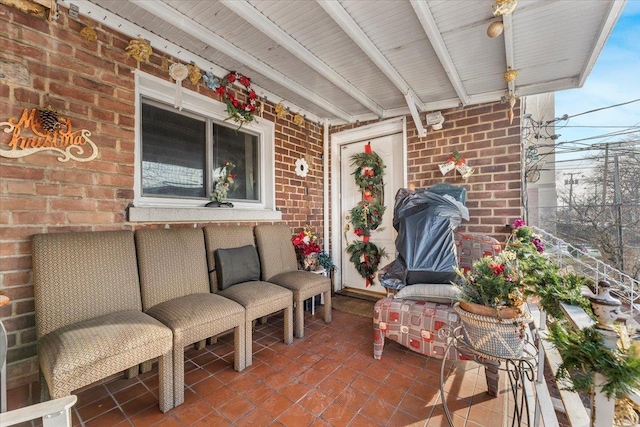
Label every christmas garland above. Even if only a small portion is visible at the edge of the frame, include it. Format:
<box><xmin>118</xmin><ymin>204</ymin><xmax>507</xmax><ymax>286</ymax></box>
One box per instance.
<box><xmin>213</xmin><ymin>72</ymin><xmax>257</xmax><ymax>128</ymax></box>
<box><xmin>346</xmin><ymin>241</ymin><xmax>388</xmax><ymax>286</ymax></box>
<box><xmin>350</xmin><ymin>149</ymin><xmax>385</xmax><ymax>197</ymax></box>
<box><xmin>345</xmin><ymin>142</ymin><xmax>387</xmax><ymax>286</ymax></box>
<box><xmin>348</xmin><ymin>200</ymin><xmax>385</xmax><ymax>237</ymax></box>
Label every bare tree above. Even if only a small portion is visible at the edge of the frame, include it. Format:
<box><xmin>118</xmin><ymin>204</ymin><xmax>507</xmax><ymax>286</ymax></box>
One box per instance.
<box><xmin>556</xmin><ymin>136</ymin><xmax>640</xmax><ymax>277</ymax></box>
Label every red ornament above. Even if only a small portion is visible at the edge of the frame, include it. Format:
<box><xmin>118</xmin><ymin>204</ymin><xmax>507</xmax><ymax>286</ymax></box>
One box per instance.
<box><xmin>365</xmin><ymin>142</ymin><xmax>372</xmax><ymax>154</ymax></box>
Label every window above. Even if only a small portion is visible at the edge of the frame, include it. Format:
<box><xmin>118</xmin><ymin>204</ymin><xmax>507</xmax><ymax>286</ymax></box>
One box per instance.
<box><xmin>132</xmin><ymin>71</ymin><xmax>278</xmax><ymax>221</ymax></box>
<box><xmin>140</xmin><ymin>101</ymin><xmax>260</xmax><ymax>202</ymax></box>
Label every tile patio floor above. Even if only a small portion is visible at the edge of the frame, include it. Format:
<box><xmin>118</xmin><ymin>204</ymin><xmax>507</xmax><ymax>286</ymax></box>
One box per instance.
<box><xmin>16</xmin><ymin>305</ymin><xmax>516</xmax><ymax>427</ymax></box>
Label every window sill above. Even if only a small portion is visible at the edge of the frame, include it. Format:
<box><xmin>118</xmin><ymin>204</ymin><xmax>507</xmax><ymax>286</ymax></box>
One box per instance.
<box><xmin>128</xmin><ymin>207</ymin><xmax>282</xmax><ymax>223</ymax></box>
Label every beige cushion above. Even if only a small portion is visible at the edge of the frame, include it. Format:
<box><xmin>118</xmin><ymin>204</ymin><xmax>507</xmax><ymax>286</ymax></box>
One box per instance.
<box><xmin>254</xmin><ymin>224</ymin><xmax>299</xmax><ymax>280</ymax></box>
<box><xmin>394</xmin><ymin>284</ymin><xmax>460</xmax><ymax>304</ymax></box>
<box><xmin>268</xmin><ymin>270</ymin><xmax>330</xmax><ymax>299</ymax></box>
<box><xmin>146</xmin><ymin>293</ymin><xmax>244</xmax><ymax>342</ymax></box>
<box><xmin>219</xmin><ymin>281</ymin><xmax>292</xmax><ymax>319</ymax></box>
<box><xmin>136</xmin><ymin>228</ymin><xmax>211</xmax><ymax>310</ymax></box>
<box><xmin>38</xmin><ymin>310</ymin><xmax>172</xmax><ymax>398</ymax></box>
<box><xmin>32</xmin><ymin>231</ymin><xmax>142</xmax><ymax>338</ymax></box>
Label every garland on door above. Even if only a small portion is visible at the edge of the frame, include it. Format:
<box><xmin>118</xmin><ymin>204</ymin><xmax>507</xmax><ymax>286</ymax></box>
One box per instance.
<box><xmin>345</xmin><ymin>142</ymin><xmax>387</xmax><ymax>286</ymax></box>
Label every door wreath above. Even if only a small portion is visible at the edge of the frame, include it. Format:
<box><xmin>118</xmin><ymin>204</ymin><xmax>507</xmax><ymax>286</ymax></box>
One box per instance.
<box><xmin>345</xmin><ymin>142</ymin><xmax>387</xmax><ymax>286</ymax></box>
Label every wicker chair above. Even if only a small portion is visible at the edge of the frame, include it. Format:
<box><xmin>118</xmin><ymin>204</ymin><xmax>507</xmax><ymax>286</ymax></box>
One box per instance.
<box><xmin>254</xmin><ymin>224</ymin><xmax>332</xmax><ymax>338</ymax></box>
<box><xmin>32</xmin><ymin>231</ymin><xmax>174</xmax><ymax>412</ymax></box>
<box><xmin>203</xmin><ymin>226</ymin><xmax>293</xmax><ymax>366</ymax></box>
<box><xmin>135</xmin><ymin>228</ymin><xmax>245</xmax><ymax>406</ymax></box>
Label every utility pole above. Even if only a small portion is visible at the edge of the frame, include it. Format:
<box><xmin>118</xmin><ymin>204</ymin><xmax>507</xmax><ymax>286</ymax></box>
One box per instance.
<box><xmin>614</xmin><ymin>155</ymin><xmax>624</xmax><ymax>270</ymax></box>
<box><xmin>602</xmin><ymin>143</ymin><xmax>609</xmax><ymax>214</ymax></box>
<box><xmin>564</xmin><ymin>172</ymin><xmax>580</xmax><ymax>211</ymax></box>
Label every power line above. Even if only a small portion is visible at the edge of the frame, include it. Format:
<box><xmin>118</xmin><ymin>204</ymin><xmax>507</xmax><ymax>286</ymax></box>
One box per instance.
<box><xmin>565</xmin><ymin>98</ymin><xmax>640</xmax><ymax>119</ymax></box>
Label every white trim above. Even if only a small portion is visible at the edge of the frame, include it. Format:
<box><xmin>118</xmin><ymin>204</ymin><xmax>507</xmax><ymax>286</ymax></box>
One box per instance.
<box><xmin>55</xmin><ymin>0</ymin><xmax>323</xmax><ymax>125</ymax></box>
<box><xmin>128</xmin><ymin>207</ymin><xmax>281</xmax><ymax>223</ymax></box>
<box><xmin>220</xmin><ymin>0</ymin><xmax>384</xmax><ymax>118</ymax></box>
<box><xmin>133</xmin><ymin>70</ymin><xmax>279</xmax><ymax>221</ymax></box>
<box><xmin>128</xmin><ymin>0</ymin><xmax>352</xmax><ymax>123</ymax></box>
<box><xmin>503</xmin><ymin>13</ymin><xmax>516</xmax><ymax>95</ymax></box>
<box><xmin>410</xmin><ymin>0</ymin><xmax>470</xmax><ymax>105</ymax></box>
<box><xmin>330</xmin><ymin>117</ymin><xmax>407</xmax><ymax>290</ymax></box>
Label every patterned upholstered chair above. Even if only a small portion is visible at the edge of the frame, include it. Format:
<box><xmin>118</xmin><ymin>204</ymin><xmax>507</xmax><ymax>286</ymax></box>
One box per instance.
<box><xmin>32</xmin><ymin>231</ymin><xmax>174</xmax><ymax>412</ymax></box>
<box><xmin>254</xmin><ymin>224</ymin><xmax>332</xmax><ymax>338</ymax></box>
<box><xmin>203</xmin><ymin>226</ymin><xmax>293</xmax><ymax>366</ymax></box>
<box><xmin>135</xmin><ymin>228</ymin><xmax>245</xmax><ymax>406</ymax></box>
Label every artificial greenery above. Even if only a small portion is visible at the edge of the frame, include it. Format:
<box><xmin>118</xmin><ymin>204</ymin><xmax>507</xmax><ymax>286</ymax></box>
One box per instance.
<box><xmin>527</xmin><ymin>270</ymin><xmax>591</xmax><ymax>320</ymax></box>
<box><xmin>317</xmin><ymin>251</ymin><xmax>336</xmax><ymax>272</ymax></box>
<box><xmin>350</xmin><ymin>151</ymin><xmax>385</xmax><ymax>196</ymax></box>
<box><xmin>348</xmin><ymin>200</ymin><xmax>385</xmax><ymax>236</ymax></box>
<box><xmin>548</xmin><ymin>322</ymin><xmax>640</xmax><ymax>399</ymax></box>
<box><xmin>345</xmin><ymin>241</ymin><xmax>387</xmax><ymax>286</ymax></box>
<box><xmin>454</xmin><ymin>251</ymin><xmax>525</xmax><ymax>309</ymax></box>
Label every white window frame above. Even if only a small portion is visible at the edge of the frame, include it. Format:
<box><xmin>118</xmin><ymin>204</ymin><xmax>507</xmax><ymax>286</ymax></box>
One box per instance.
<box><xmin>130</xmin><ymin>70</ymin><xmax>280</xmax><ymax>222</ymax></box>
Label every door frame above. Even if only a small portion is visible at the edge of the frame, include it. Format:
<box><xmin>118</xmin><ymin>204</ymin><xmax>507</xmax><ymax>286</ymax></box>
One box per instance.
<box><xmin>329</xmin><ymin>117</ymin><xmax>407</xmax><ymax>291</ymax></box>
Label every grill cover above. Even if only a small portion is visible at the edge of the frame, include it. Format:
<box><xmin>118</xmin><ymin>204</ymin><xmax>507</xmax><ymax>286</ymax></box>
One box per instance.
<box><xmin>381</xmin><ymin>188</ymin><xmax>469</xmax><ymax>289</ymax></box>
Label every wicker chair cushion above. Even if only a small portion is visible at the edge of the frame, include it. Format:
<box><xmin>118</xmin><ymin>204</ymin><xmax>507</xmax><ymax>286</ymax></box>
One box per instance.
<box><xmin>254</xmin><ymin>224</ymin><xmax>299</xmax><ymax>281</ymax></box>
<box><xmin>215</xmin><ymin>245</ymin><xmax>261</xmax><ymax>290</ymax></box>
<box><xmin>219</xmin><ymin>281</ymin><xmax>293</xmax><ymax>319</ymax></box>
<box><xmin>32</xmin><ymin>230</ymin><xmax>142</xmax><ymax>338</ymax></box>
<box><xmin>267</xmin><ymin>271</ymin><xmax>330</xmax><ymax>299</ymax></box>
<box><xmin>145</xmin><ymin>293</ymin><xmax>244</xmax><ymax>342</ymax></box>
<box><xmin>136</xmin><ymin>228</ymin><xmax>212</xmax><ymax>310</ymax></box>
<box><xmin>38</xmin><ymin>310</ymin><xmax>172</xmax><ymax>398</ymax></box>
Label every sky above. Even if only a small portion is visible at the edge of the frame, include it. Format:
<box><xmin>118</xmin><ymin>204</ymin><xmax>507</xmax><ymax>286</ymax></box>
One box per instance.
<box><xmin>553</xmin><ymin>0</ymin><xmax>640</xmax><ymax>174</ymax></box>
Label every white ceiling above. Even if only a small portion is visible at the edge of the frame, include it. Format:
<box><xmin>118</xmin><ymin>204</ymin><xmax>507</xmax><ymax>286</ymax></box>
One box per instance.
<box><xmin>61</xmin><ymin>0</ymin><xmax>625</xmax><ymax>129</ymax></box>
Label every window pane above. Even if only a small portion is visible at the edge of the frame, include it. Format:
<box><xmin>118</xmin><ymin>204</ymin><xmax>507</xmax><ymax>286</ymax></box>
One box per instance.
<box><xmin>141</xmin><ymin>103</ymin><xmax>206</xmax><ymax>198</ymax></box>
<box><xmin>214</xmin><ymin>125</ymin><xmax>259</xmax><ymax>201</ymax></box>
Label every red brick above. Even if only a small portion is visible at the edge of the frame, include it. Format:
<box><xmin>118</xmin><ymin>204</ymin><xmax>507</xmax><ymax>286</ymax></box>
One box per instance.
<box><xmin>0</xmin><ymin>165</ymin><xmax>45</xmax><ymax>180</ymax></box>
<box><xmin>13</xmin><ymin>88</ymin><xmax>39</xmax><ymax>105</ymax></box>
<box><xmin>12</xmin><ymin>212</ymin><xmax>66</xmax><ymax>225</ymax></box>
<box><xmin>67</xmin><ymin>212</ymin><xmax>114</xmax><ymax>223</ymax></box>
<box><xmin>1</xmin><ymin>196</ymin><xmax>47</xmax><ymax>211</ymax></box>
<box><xmin>49</xmin><ymin>82</ymin><xmax>95</xmax><ymax>104</ymax></box>
<box><xmin>1</xmin><ymin>271</ymin><xmax>31</xmax><ymax>287</ymax></box>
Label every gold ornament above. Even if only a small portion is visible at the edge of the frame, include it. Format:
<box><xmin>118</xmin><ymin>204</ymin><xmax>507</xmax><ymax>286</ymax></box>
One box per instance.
<box><xmin>125</xmin><ymin>38</ymin><xmax>153</xmax><ymax>66</ymax></box>
<box><xmin>487</xmin><ymin>21</ymin><xmax>504</xmax><ymax>38</ymax></box>
<box><xmin>275</xmin><ymin>102</ymin><xmax>287</xmax><ymax>119</ymax></box>
<box><xmin>293</xmin><ymin>113</ymin><xmax>305</xmax><ymax>127</ymax></box>
<box><xmin>504</xmin><ymin>69</ymin><xmax>518</xmax><ymax>83</ymax></box>
<box><xmin>80</xmin><ymin>26</ymin><xmax>97</xmax><ymax>42</ymax></box>
<box><xmin>493</xmin><ymin>0</ymin><xmax>517</xmax><ymax>17</ymax></box>
<box><xmin>187</xmin><ymin>63</ymin><xmax>202</xmax><ymax>86</ymax></box>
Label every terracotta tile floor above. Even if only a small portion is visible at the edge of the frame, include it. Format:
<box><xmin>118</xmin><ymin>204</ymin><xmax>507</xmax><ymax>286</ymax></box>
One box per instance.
<box><xmin>22</xmin><ymin>306</ymin><xmax>515</xmax><ymax>427</ymax></box>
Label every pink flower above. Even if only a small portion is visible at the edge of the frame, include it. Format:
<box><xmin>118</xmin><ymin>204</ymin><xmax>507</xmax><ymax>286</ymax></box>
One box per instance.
<box><xmin>513</xmin><ymin>219</ymin><xmax>526</xmax><ymax>229</ymax></box>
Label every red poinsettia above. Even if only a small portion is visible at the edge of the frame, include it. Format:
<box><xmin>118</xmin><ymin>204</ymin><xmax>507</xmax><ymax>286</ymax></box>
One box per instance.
<box><xmin>292</xmin><ymin>226</ymin><xmax>321</xmax><ymax>255</ymax></box>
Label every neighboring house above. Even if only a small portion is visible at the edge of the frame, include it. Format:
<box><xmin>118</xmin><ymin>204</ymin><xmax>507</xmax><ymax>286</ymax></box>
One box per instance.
<box><xmin>0</xmin><ymin>0</ymin><xmax>624</xmax><ymax>407</ymax></box>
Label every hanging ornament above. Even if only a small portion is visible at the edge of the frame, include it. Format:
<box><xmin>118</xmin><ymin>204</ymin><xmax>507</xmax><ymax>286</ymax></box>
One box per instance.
<box><xmin>493</xmin><ymin>0</ymin><xmax>518</xmax><ymax>17</ymax></box>
<box><xmin>504</xmin><ymin>68</ymin><xmax>518</xmax><ymax>83</ymax></box>
<box><xmin>202</xmin><ymin>71</ymin><xmax>220</xmax><ymax>91</ymax></box>
<box><xmin>169</xmin><ymin>63</ymin><xmax>189</xmax><ymax>110</ymax></box>
<box><xmin>125</xmin><ymin>37</ymin><xmax>152</xmax><ymax>67</ymax></box>
<box><xmin>80</xmin><ymin>26</ymin><xmax>97</xmax><ymax>42</ymax></box>
<box><xmin>187</xmin><ymin>63</ymin><xmax>202</xmax><ymax>86</ymax></box>
<box><xmin>487</xmin><ymin>21</ymin><xmax>504</xmax><ymax>38</ymax></box>
<box><xmin>293</xmin><ymin>113</ymin><xmax>305</xmax><ymax>127</ymax></box>
<box><xmin>508</xmin><ymin>94</ymin><xmax>517</xmax><ymax>124</ymax></box>
<box><xmin>275</xmin><ymin>102</ymin><xmax>287</xmax><ymax>119</ymax></box>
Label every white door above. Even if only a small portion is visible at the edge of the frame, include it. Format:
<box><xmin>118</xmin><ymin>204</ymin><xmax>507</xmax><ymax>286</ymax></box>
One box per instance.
<box><xmin>339</xmin><ymin>132</ymin><xmax>404</xmax><ymax>294</ymax></box>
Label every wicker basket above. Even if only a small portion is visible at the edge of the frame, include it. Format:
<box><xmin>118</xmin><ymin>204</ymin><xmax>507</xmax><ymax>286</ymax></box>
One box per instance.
<box><xmin>454</xmin><ymin>302</ymin><xmax>533</xmax><ymax>359</ymax></box>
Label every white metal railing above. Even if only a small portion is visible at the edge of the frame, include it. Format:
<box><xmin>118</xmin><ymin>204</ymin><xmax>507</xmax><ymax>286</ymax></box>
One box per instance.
<box><xmin>531</xmin><ymin>226</ymin><xmax>639</xmax><ymax>315</ymax></box>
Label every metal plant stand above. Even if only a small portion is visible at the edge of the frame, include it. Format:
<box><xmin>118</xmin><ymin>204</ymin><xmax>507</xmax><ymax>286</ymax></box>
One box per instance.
<box><xmin>439</xmin><ymin>326</ymin><xmax>538</xmax><ymax>427</ymax></box>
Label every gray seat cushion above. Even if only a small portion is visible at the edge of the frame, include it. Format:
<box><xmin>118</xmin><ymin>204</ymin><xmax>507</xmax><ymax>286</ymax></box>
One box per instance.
<box><xmin>38</xmin><ymin>310</ymin><xmax>172</xmax><ymax>397</ymax></box>
<box><xmin>215</xmin><ymin>245</ymin><xmax>261</xmax><ymax>290</ymax></box>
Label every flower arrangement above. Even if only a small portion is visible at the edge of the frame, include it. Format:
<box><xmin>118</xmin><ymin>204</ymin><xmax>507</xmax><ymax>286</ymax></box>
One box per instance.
<box><xmin>214</xmin><ymin>72</ymin><xmax>257</xmax><ymax>128</ymax></box>
<box><xmin>348</xmin><ymin>200</ymin><xmax>385</xmax><ymax>237</ymax></box>
<box><xmin>210</xmin><ymin>160</ymin><xmax>237</xmax><ymax>203</ymax></box>
<box><xmin>292</xmin><ymin>225</ymin><xmax>321</xmax><ymax>256</ymax></box>
<box><xmin>455</xmin><ymin>251</ymin><xmax>526</xmax><ymax>312</ymax></box>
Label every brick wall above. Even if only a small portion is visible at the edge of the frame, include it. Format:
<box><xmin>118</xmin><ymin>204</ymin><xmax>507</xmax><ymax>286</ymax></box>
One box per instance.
<box><xmin>0</xmin><ymin>4</ymin><xmax>522</xmax><ymax>408</ymax></box>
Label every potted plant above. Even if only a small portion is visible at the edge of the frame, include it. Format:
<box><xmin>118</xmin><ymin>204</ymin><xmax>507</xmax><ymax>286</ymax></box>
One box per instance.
<box><xmin>291</xmin><ymin>225</ymin><xmax>321</xmax><ymax>271</ymax></box>
<box><xmin>453</xmin><ymin>251</ymin><xmax>534</xmax><ymax>358</ymax></box>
